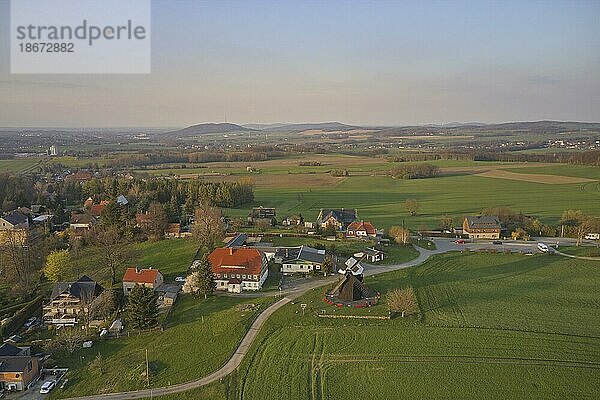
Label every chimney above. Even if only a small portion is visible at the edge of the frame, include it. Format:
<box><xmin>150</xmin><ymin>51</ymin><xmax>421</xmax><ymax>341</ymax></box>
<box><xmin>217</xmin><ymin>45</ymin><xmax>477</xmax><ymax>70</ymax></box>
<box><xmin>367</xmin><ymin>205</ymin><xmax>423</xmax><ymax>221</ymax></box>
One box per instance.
<box><xmin>229</xmin><ymin>248</ymin><xmax>234</xmax><ymax>255</ymax></box>
<box><xmin>136</xmin><ymin>267</ymin><xmax>140</xmax><ymax>273</ymax></box>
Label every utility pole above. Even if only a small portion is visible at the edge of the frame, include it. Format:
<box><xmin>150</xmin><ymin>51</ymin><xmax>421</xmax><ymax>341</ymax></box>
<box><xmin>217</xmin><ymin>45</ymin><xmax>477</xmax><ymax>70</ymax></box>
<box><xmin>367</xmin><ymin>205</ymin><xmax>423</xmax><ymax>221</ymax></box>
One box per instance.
<box><xmin>145</xmin><ymin>348</ymin><xmax>150</xmax><ymax>387</ymax></box>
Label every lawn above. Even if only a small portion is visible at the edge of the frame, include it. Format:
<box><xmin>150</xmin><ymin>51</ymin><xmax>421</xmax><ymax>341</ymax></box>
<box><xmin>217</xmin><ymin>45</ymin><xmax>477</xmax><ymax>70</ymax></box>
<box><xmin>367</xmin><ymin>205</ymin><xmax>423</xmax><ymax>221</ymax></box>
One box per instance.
<box><xmin>69</xmin><ymin>239</ymin><xmax>198</xmax><ymax>286</ymax></box>
<box><xmin>50</xmin><ymin>294</ymin><xmax>276</xmax><ymax>398</ymax></box>
<box><xmin>0</xmin><ymin>158</ymin><xmax>42</xmax><ymax>173</ymax></box>
<box><xmin>222</xmin><ymin>253</ymin><xmax>600</xmax><ymax>400</ymax></box>
<box><xmin>558</xmin><ymin>245</ymin><xmax>600</xmax><ymax>258</ymax></box>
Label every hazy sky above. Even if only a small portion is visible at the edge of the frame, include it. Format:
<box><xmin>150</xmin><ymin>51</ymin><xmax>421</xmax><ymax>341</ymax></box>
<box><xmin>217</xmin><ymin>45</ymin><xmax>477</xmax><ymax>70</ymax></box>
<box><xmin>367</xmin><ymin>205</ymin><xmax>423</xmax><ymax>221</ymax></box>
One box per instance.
<box><xmin>1</xmin><ymin>0</ymin><xmax>599</xmax><ymax>127</ymax></box>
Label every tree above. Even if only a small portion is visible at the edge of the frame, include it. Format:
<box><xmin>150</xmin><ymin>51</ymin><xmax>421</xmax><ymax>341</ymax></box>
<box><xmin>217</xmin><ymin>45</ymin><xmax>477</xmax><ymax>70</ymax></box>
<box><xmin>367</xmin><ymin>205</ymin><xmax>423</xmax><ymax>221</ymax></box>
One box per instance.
<box><xmin>385</xmin><ymin>287</ymin><xmax>419</xmax><ymax>317</ymax></box>
<box><xmin>100</xmin><ymin>200</ymin><xmax>123</xmax><ymax>227</ymax></box>
<box><xmin>47</xmin><ymin>327</ymin><xmax>86</xmax><ymax>354</ymax></box>
<box><xmin>405</xmin><ymin>199</ymin><xmax>419</xmax><ymax>216</ymax></box>
<box><xmin>182</xmin><ymin>271</ymin><xmax>201</xmax><ymax>296</ymax></box>
<box><xmin>389</xmin><ymin>226</ymin><xmax>411</xmax><ymax>245</ymax></box>
<box><xmin>144</xmin><ymin>202</ymin><xmax>168</xmax><ymax>241</ymax></box>
<box><xmin>90</xmin><ymin>290</ymin><xmax>117</xmax><ymax>320</ymax></box>
<box><xmin>511</xmin><ymin>227</ymin><xmax>528</xmax><ymax>240</ymax></box>
<box><xmin>440</xmin><ymin>215</ymin><xmax>454</xmax><ymax>232</ymax></box>
<box><xmin>0</xmin><ymin>230</ymin><xmax>39</xmax><ymax>296</ymax></box>
<box><xmin>44</xmin><ymin>249</ymin><xmax>70</xmax><ymax>282</ymax></box>
<box><xmin>92</xmin><ymin>226</ymin><xmax>128</xmax><ymax>285</ymax></box>
<box><xmin>126</xmin><ymin>284</ymin><xmax>158</xmax><ymax>330</ymax></box>
<box><xmin>194</xmin><ymin>254</ymin><xmax>216</xmax><ymax>299</ymax></box>
<box><xmin>192</xmin><ymin>204</ymin><xmax>225</xmax><ymax>250</ymax></box>
<box><xmin>321</xmin><ymin>256</ymin><xmax>334</xmax><ymax>275</ymax></box>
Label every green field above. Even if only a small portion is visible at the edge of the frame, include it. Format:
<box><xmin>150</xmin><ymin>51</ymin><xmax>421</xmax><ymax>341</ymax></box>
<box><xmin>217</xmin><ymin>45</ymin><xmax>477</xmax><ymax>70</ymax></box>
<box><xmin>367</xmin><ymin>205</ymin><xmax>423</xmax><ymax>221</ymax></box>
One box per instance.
<box><xmin>169</xmin><ymin>252</ymin><xmax>600</xmax><ymax>400</ymax></box>
<box><xmin>51</xmin><ymin>295</ymin><xmax>276</xmax><ymax>398</ymax></box>
<box><xmin>558</xmin><ymin>245</ymin><xmax>600</xmax><ymax>258</ymax></box>
<box><xmin>0</xmin><ymin>158</ymin><xmax>42</xmax><ymax>173</ymax></box>
<box><xmin>226</xmin><ymin>171</ymin><xmax>599</xmax><ymax>230</ymax></box>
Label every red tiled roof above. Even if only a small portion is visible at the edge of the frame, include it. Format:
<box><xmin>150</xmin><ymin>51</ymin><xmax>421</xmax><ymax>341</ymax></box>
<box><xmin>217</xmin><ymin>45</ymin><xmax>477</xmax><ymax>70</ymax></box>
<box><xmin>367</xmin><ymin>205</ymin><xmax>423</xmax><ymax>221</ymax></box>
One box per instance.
<box><xmin>90</xmin><ymin>204</ymin><xmax>106</xmax><ymax>217</ymax></box>
<box><xmin>208</xmin><ymin>248</ymin><xmax>263</xmax><ymax>275</ymax></box>
<box><xmin>123</xmin><ymin>268</ymin><xmax>161</xmax><ymax>284</ymax></box>
<box><xmin>165</xmin><ymin>223</ymin><xmax>180</xmax><ymax>234</ymax></box>
<box><xmin>347</xmin><ymin>221</ymin><xmax>376</xmax><ymax>235</ymax></box>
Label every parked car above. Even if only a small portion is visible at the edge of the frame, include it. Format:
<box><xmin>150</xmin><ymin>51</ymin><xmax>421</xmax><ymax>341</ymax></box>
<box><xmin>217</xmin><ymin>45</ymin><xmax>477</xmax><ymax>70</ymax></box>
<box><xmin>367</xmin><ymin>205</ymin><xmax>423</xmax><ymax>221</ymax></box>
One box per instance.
<box><xmin>537</xmin><ymin>242</ymin><xmax>549</xmax><ymax>252</ymax></box>
<box><xmin>23</xmin><ymin>317</ymin><xmax>37</xmax><ymax>328</ymax></box>
<box><xmin>40</xmin><ymin>380</ymin><xmax>56</xmax><ymax>394</ymax></box>
<box><xmin>175</xmin><ymin>276</ymin><xmax>186</xmax><ymax>282</ymax></box>
<box><xmin>492</xmin><ymin>241</ymin><xmax>502</xmax><ymax>245</ymax></box>
<box><xmin>455</xmin><ymin>239</ymin><xmax>466</xmax><ymax>244</ymax></box>
<box><xmin>584</xmin><ymin>233</ymin><xmax>599</xmax><ymax>240</ymax></box>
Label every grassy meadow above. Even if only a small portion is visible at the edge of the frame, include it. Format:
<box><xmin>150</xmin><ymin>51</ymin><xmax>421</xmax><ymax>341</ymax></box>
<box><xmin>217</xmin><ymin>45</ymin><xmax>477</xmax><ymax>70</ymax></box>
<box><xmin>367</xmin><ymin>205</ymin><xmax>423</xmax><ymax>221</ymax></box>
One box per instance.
<box><xmin>50</xmin><ymin>295</ymin><xmax>277</xmax><ymax>398</ymax></box>
<box><xmin>163</xmin><ymin>252</ymin><xmax>600</xmax><ymax>400</ymax></box>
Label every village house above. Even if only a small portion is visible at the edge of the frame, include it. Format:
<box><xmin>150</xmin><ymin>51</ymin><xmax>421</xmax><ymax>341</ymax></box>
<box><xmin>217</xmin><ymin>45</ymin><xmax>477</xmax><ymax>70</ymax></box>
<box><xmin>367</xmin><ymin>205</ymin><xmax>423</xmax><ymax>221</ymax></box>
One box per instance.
<box><xmin>0</xmin><ymin>211</ymin><xmax>29</xmax><ymax>245</ymax></box>
<box><xmin>165</xmin><ymin>223</ymin><xmax>182</xmax><ymax>238</ymax></box>
<box><xmin>0</xmin><ymin>343</ymin><xmax>40</xmax><ymax>392</ymax></box>
<box><xmin>247</xmin><ymin>206</ymin><xmax>276</xmax><ymax>226</ymax></box>
<box><xmin>316</xmin><ymin>208</ymin><xmax>358</xmax><ymax>231</ymax></box>
<box><xmin>277</xmin><ymin>246</ymin><xmax>326</xmax><ymax>274</ymax></box>
<box><xmin>209</xmin><ymin>248</ymin><xmax>268</xmax><ymax>293</ymax></box>
<box><xmin>346</xmin><ymin>221</ymin><xmax>377</xmax><ymax>238</ymax></box>
<box><xmin>69</xmin><ymin>213</ymin><xmax>95</xmax><ymax>236</ymax></box>
<box><xmin>43</xmin><ymin>275</ymin><xmax>104</xmax><ymax>327</ymax></box>
<box><xmin>282</xmin><ymin>215</ymin><xmax>303</xmax><ymax>227</ymax></box>
<box><xmin>462</xmin><ymin>216</ymin><xmax>502</xmax><ymax>239</ymax></box>
<box><xmin>122</xmin><ymin>268</ymin><xmax>164</xmax><ymax>295</ymax></box>
<box><xmin>362</xmin><ymin>247</ymin><xmax>385</xmax><ymax>263</ymax></box>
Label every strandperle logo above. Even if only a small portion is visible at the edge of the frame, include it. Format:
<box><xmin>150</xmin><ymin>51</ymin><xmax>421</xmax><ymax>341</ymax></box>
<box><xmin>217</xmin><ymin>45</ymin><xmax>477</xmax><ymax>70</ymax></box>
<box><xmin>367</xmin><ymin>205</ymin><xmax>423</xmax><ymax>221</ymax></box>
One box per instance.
<box><xmin>11</xmin><ymin>0</ymin><xmax>151</xmax><ymax>74</ymax></box>
<box><xmin>15</xmin><ymin>19</ymin><xmax>147</xmax><ymax>46</ymax></box>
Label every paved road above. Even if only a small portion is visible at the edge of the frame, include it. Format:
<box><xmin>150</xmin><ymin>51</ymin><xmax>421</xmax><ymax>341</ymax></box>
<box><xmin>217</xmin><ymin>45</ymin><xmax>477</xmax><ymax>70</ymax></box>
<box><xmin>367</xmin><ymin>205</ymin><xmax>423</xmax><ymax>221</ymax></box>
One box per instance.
<box><xmin>61</xmin><ymin>238</ymin><xmax>597</xmax><ymax>400</ymax></box>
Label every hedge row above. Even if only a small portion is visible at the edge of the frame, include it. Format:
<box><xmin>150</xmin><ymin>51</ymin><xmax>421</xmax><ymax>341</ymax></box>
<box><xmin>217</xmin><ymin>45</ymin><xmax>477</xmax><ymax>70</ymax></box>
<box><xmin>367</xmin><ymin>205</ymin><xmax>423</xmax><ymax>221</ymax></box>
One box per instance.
<box><xmin>0</xmin><ymin>296</ymin><xmax>43</xmax><ymax>340</ymax></box>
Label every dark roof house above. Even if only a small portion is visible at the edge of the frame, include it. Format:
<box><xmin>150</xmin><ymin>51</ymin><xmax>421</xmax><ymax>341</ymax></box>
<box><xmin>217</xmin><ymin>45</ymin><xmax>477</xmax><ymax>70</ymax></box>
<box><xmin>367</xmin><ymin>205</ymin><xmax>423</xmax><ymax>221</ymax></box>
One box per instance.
<box><xmin>317</xmin><ymin>209</ymin><xmax>358</xmax><ymax>229</ymax></box>
<box><xmin>50</xmin><ymin>275</ymin><xmax>104</xmax><ymax>302</ymax></box>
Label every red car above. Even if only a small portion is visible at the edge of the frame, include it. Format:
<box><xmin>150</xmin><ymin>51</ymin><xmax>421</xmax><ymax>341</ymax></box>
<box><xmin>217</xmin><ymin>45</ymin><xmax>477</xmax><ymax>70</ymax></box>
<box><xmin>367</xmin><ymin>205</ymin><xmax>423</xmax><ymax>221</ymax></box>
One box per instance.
<box><xmin>455</xmin><ymin>239</ymin><xmax>466</xmax><ymax>244</ymax></box>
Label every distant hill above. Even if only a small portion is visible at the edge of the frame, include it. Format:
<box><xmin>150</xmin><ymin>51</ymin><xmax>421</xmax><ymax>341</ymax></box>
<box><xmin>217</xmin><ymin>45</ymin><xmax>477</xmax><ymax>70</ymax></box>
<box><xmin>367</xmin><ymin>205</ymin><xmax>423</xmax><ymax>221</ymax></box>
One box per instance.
<box><xmin>258</xmin><ymin>122</ymin><xmax>362</xmax><ymax>132</ymax></box>
<box><xmin>166</xmin><ymin>123</ymin><xmax>255</xmax><ymax>136</ymax></box>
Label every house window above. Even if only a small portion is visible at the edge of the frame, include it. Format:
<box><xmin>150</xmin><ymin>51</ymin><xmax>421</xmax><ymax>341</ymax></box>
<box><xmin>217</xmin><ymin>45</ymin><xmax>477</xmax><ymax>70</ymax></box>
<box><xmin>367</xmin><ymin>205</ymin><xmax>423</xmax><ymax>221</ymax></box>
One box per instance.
<box><xmin>242</xmin><ymin>274</ymin><xmax>246</xmax><ymax>279</ymax></box>
<box><xmin>223</xmin><ymin>274</ymin><xmax>227</xmax><ymax>278</ymax></box>
<box><xmin>237</xmin><ymin>274</ymin><xmax>241</xmax><ymax>278</ymax></box>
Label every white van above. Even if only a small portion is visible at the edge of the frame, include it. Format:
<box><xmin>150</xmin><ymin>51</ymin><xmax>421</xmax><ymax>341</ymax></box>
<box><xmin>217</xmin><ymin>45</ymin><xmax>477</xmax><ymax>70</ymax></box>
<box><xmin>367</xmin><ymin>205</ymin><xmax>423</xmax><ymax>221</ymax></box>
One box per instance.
<box><xmin>584</xmin><ymin>233</ymin><xmax>599</xmax><ymax>240</ymax></box>
<box><xmin>537</xmin><ymin>242</ymin><xmax>549</xmax><ymax>252</ymax></box>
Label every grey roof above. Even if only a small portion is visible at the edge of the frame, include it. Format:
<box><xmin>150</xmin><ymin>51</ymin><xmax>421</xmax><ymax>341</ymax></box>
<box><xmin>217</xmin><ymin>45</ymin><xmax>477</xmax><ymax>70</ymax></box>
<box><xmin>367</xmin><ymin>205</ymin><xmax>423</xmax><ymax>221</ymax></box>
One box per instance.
<box><xmin>0</xmin><ymin>356</ymin><xmax>34</xmax><ymax>372</ymax></box>
<box><xmin>318</xmin><ymin>209</ymin><xmax>357</xmax><ymax>224</ymax></box>
<box><xmin>116</xmin><ymin>195</ymin><xmax>129</xmax><ymax>205</ymax></box>
<box><xmin>465</xmin><ymin>215</ymin><xmax>501</xmax><ymax>229</ymax></box>
<box><xmin>364</xmin><ymin>247</ymin><xmax>384</xmax><ymax>256</ymax></box>
<box><xmin>155</xmin><ymin>283</ymin><xmax>180</xmax><ymax>294</ymax></box>
<box><xmin>250</xmin><ymin>206</ymin><xmax>276</xmax><ymax>218</ymax></box>
<box><xmin>0</xmin><ymin>343</ymin><xmax>23</xmax><ymax>357</ymax></box>
<box><xmin>225</xmin><ymin>233</ymin><xmax>248</xmax><ymax>248</ymax></box>
<box><xmin>50</xmin><ymin>275</ymin><xmax>104</xmax><ymax>302</ymax></box>
<box><xmin>2</xmin><ymin>211</ymin><xmax>28</xmax><ymax>226</ymax></box>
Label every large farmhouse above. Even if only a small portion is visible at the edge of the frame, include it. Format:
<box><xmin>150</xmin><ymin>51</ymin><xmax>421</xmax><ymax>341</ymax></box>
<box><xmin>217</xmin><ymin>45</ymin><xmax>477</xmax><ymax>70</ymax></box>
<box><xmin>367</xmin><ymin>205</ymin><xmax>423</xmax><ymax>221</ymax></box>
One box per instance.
<box><xmin>462</xmin><ymin>216</ymin><xmax>502</xmax><ymax>239</ymax></box>
<box><xmin>209</xmin><ymin>248</ymin><xmax>268</xmax><ymax>293</ymax></box>
<box><xmin>277</xmin><ymin>246</ymin><xmax>326</xmax><ymax>274</ymax></box>
<box><xmin>317</xmin><ymin>208</ymin><xmax>358</xmax><ymax>231</ymax></box>
<box><xmin>43</xmin><ymin>275</ymin><xmax>104</xmax><ymax>327</ymax></box>
<box><xmin>248</xmin><ymin>206</ymin><xmax>276</xmax><ymax>226</ymax></box>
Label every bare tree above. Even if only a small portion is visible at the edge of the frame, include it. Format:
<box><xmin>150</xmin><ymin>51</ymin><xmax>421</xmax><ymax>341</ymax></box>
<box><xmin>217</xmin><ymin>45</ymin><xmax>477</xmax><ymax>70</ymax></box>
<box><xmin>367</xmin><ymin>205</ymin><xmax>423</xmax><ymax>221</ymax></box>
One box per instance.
<box><xmin>0</xmin><ymin>231</ymin><xmax>38</xmax><ymax>295</ymax></box>
<box><xmin>389</xmin><ymin>226</ymin><xmax>411</xmax><ymax>245</ymax></box>
<box><xmin>92</xmin><ymin>226</ymin><xmax>128</xmax><ymax>285</ymax></box>
<box><xmin>386</xmin><ymin>287</ymin><xmax>419</xmax><ymax>317</ymax></box>
<box><xmin>192</xmin><ymin>204</ymin><xmax>225</xmax><ymax>250</ymax></box>
<box><xmin>404</xmin><ymin>199</ymin><xmax>419</xmax><ymax>216</ymax></box>
<box><xmin>144</xmin><ymin>202</ymin><xmax>168</xmax><ymax>241</ymax></box>
<box><xmin>47</xmin><ymin>327</ymin><xmax>86</xmax><ymax>354</ymax></box>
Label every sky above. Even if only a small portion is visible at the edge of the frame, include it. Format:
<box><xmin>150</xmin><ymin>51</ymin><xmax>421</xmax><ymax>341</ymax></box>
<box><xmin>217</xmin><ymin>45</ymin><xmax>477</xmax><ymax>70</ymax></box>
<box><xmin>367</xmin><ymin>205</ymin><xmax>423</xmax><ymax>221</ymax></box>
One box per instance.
<box><xmin>0</xmin><ymin>0</ymin><xmax>599</xmax><ymax>127</ymax></box>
